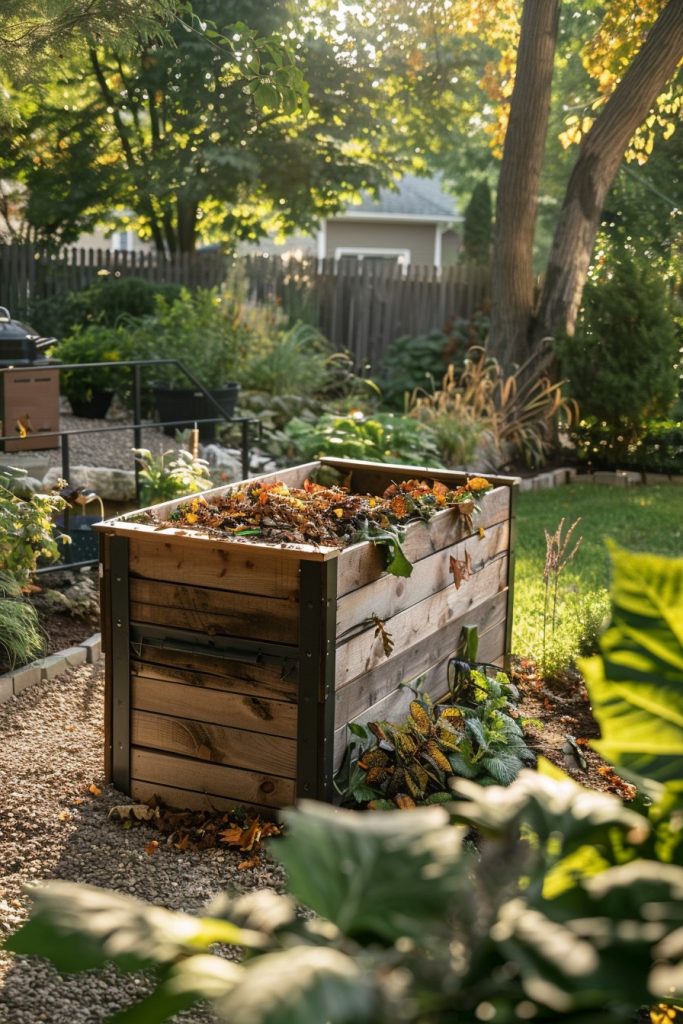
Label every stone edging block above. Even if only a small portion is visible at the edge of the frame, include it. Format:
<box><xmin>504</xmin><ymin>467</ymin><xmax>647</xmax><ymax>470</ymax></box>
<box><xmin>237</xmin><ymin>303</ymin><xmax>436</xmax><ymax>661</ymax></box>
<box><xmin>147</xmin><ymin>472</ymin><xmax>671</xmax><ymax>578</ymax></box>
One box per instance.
<box><xmin>0</xmin><ymin>632</ymin><xmax>102</xmax><ymax>704</ymax></box>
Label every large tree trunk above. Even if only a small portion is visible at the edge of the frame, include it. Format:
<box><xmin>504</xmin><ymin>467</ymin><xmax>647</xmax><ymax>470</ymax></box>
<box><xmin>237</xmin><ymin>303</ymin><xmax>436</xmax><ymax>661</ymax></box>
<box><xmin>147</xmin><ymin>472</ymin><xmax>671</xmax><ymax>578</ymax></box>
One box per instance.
<box><xmin>534</xmin><ymin>0</ymin><xmax>683</xmax><ymax>346</ymax></box>
<box><xmin>489</xmin><ymin>0</ymin><xmax>560</xmax><ymax>370</ymax></box>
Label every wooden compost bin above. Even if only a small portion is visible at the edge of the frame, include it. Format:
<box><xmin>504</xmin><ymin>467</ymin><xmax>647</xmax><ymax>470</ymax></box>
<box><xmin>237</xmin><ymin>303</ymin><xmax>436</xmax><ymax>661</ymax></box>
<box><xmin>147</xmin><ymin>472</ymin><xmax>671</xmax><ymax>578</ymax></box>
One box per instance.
<box><xmin>97</xmin><ymin>458</ymin><xmax>519</xmax><ymax>814</ymax></box>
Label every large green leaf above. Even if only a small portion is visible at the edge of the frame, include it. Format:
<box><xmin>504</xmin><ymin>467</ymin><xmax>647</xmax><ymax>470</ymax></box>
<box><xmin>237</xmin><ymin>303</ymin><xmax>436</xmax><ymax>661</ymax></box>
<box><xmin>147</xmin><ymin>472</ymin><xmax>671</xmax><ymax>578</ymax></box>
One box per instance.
<box><xmin>213</xmin><ymin>946</ymin><xmax>378</xmax><ymax>1024</ymax></box>
<box><xmin>581</xmin><ymin>543</ymin><xmax>683</xmax><ymax>787</ymax></box>
<box><xmin>109</xmin><ymin>956</ymin><xmax>243</xmax><ymax>1024</ymax></box>
<box><xmin>4</xmin><ymin>882</ymin><xmax>260</xmax><ymax>973</ymax></box>
<box><xmin>277</xmin><ymin>801</ymin><xmax>466</xmax><ymax>943</ymax></box>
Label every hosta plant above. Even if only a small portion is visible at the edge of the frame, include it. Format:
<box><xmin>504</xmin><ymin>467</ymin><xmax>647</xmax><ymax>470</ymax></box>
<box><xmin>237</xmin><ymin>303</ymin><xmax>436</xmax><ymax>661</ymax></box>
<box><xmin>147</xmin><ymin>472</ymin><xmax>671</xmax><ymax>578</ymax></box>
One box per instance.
<box><xmin>337</xmin><ymin>669</ymin><xmax>536</xmax><ymax>808</ymax></box>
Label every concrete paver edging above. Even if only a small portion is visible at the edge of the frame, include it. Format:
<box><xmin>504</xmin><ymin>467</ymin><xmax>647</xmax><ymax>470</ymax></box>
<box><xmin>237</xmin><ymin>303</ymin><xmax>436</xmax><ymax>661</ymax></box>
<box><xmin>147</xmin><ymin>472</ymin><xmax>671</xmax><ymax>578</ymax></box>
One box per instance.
<box><xmin>1</xmin><ymin>633</ymin><xmax>102</xmax><ymax>704</ymax></box>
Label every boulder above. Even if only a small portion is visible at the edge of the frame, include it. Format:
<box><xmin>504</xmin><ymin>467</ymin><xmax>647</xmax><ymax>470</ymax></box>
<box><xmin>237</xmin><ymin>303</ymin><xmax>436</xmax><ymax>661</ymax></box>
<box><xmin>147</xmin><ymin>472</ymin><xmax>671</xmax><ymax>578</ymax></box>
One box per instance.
<box><xmin>42</xmin><ymin>465</ymin><xmax>136</xmax><ymax>502</ymax></box>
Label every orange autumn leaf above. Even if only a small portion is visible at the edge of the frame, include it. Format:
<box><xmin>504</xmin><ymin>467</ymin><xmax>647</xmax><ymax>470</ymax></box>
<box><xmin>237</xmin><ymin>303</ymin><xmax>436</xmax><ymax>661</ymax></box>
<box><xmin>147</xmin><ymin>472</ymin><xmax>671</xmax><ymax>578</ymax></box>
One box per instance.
<box><xmin>89</xmin><ymin>783</ymin><xmax>102</xmax><ymax>796</ymax></box>
<box><xmin>238</xmin><ymin>855</ymin><xmax>260</xmax><ymax>870</ymax></box>
<box><xmin>219</xmin><ymin>826</ymin><xmax>245</xmax><ymax>846</ymax></box>
<box><xmin>144</xmin><ymin>839</ymin><xmax>160</xmax><ymax>856</ymax></box>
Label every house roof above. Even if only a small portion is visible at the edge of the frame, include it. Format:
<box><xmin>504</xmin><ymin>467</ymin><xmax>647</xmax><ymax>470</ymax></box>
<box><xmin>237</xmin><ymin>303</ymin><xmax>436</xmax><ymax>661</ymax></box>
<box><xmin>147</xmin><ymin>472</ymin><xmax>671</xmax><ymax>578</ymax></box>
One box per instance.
<box><xmin>339</xmin><ymin>174</ymin><xmax>459</xmax><ymax>222</ymax></box>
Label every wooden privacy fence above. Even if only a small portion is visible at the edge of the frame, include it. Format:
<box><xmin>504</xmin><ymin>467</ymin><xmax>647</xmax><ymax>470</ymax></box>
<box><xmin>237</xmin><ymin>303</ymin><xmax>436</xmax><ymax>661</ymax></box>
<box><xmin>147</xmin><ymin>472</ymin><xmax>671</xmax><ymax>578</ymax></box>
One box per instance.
<box><xmin>0</xmin><ymin>244</ymin><xmax>228</xmax><ymax>315</ymax></box>
<box><xmin>243</xmin><ymin>256</ymin><xmax>490</xmax><ymax>369</ymax></box>
<box><xmin>0</xmin><ymin>244</ymin><xmax>490</xmax><ymax>368</ymax></box>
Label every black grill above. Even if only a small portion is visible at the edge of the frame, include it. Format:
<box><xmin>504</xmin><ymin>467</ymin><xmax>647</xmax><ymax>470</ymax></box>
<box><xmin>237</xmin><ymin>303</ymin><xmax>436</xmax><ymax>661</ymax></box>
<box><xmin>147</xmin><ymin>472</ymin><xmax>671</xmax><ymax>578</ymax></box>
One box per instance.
<box><xmin>0</xmin><ymin>306</ymin><xmax>57</xmax><ymax>366</ymax></box>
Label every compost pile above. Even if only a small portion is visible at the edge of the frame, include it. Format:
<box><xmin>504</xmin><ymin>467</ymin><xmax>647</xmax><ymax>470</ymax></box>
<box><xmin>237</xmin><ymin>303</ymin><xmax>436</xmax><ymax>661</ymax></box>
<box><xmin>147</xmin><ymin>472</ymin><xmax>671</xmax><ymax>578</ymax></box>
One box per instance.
<box><xmin>157</xmin><ymin>475</ymin><xmax>493</xmax><ymax>552</ymax></box>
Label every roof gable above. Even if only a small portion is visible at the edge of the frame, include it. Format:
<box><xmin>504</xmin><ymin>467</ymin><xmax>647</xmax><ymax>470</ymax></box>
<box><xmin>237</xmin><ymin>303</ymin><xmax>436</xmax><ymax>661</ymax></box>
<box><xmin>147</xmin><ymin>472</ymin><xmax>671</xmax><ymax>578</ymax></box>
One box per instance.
<box><xmin>337</xmin><ymin>174</ymin><xmax>459</xmax><ymax>221</ymax></box>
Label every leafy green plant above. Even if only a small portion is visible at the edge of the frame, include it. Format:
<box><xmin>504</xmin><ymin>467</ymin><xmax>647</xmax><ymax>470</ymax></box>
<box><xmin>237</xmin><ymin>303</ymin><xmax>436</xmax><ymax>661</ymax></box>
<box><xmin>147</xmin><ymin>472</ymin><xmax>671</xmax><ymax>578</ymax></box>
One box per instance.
<box><xmin>52</xmin><ymin>323</ymin><xmax>137</xmax><ymax>403</ymax></box>
<box><xmin>284</xmin><ymin>411</ymin><xmax>442</xmax><ymax>466</ymax></box>
<box><xmin>0</xmin><ymin>479</ymin><xmax>69</xmax><ymax>587</ymax></box>
<box><xmin>133</xmin><ymin>448</ymin><xmax>214</xmax><ymax>507</ymax></box>
<box><xmin>558</xmin><ymin>257</ymin><xmax>679</xmax><ymax>460</ymax></box>
<box><xmin>379</xmin><ymin>315</ymin><xmax>489</xmax><ymax>411</ymax></box>
<box><xmin>0</xmin><ymin>570</ymin><xmax>43</xmax><ymax>670</ymax></box>
<box><xmin>337</xmin><ymin>671</ymin><xmax>535</xmax><ymax>807</ymax></box>
<box><xmin>239</xmin><ymin>321</ymin><xmax>335</xmax><ymax>397</ymax></box>
<box><xmin>29</xmin><ymin>277</ymin><xmax>182</xmax><ymax>338</ymax></box>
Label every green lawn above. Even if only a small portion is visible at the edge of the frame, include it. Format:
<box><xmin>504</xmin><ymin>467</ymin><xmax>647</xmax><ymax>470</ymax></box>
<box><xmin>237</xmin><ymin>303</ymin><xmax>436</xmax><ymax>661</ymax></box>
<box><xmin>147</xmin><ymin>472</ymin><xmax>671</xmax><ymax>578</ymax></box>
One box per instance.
<box><xmin>512</xmin><ymin>482</ymin><xmax>683</xmax><ymax>672</ymax></box>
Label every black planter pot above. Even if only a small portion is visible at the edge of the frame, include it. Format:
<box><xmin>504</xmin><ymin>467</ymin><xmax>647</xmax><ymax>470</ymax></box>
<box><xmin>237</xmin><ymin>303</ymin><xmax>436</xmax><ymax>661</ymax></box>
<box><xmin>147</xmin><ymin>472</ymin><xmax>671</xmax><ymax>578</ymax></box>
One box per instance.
<box><xmin>153</xmin><ymin>382</ymin><xmax>240</xmax><ymax>440</ymax></box>
<box><xmin>68</xmin><ymin>390</ymin><xmax>115</xmax><ymax>419</ymax></box>
<box><xmin>53</xmin><ymin>514</ymin><xmax>100</xmax><ymax>563</ymax></box>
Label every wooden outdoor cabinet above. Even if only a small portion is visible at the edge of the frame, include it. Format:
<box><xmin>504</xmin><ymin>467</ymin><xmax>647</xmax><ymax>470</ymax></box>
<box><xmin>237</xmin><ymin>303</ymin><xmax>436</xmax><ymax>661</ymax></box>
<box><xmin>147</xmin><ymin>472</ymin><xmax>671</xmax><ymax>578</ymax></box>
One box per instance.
<box><xmin>0</xmin><ymin>366</ymin><xmax>60</xmax><ymax>451</ymax></box>
<box><xmin>97</xmin><ymin>458</ymin><xmax>519</xmax><ymax>814</ymax></box>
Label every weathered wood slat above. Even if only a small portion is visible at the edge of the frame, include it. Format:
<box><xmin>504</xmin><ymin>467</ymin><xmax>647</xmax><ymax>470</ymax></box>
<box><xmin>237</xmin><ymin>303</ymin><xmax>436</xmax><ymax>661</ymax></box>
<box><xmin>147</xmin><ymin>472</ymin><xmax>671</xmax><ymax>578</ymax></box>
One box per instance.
<box><xmin>336</xmin><ymin>486</ymin><xmax>511</xmax><ymax>597</ymax></box>
<box><xmin>130</xmin><ymin>578</ymin><xmax>298</xmax><ymax>645</ymax></box>
<box><xmin>131</xmin><ymin>647</ymin><xmax>297</xmax><ymax>702</ymax></box>
<box><xmin>336</xmin><ymin>520</ymin><xmax>510</xmax><ymax>636</ymax></box>
<box><xmin>131</xmin><ymin>676</ymin><xmax>298</xmax><ymax>738</ymax></box>
<box><xmin>331</xmin><ymin>618</ymin><xmax>506</xmax><ymax>770</ymax></box>
<box><xmin>130</xmin><ymin>780</ymin><xmax>278</xmax><ymax>819</ymax></box>
<box><xmin>321</xmin><ymin>458</ymin><xmax>519</xmax><ymax>496</ymax></box>
<box><xmin>335</xmin><ymin>554</ymin><xmax>508</xmax><ymax>690</ymax></box>
<box><xmin>334</xmin><ymin>587</ymin><xmax>508</xmax><ymax>728</ymax></box>
<box><xmin>131</xmin><ymin>749</ymin><xmax>296</xmax><ymax>809</ymax></box>
<box><xmin>131</xmin><ymin>710</ymin><xmax>297</xmax><ymax>777</ymax></box>
<box><xmin>126</xmin><ymin>534</ymin><xmax>302</xmax><ymax>598</ymax></box>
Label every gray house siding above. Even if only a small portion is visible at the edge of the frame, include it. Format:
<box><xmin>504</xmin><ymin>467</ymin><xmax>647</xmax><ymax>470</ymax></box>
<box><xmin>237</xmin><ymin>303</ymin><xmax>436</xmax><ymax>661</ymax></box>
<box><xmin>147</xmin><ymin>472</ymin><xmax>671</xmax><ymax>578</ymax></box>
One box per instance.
<box><xmin>324</xmin><ymin>220</ymin><xmax>438</xmax><ymax>266</ymax></box>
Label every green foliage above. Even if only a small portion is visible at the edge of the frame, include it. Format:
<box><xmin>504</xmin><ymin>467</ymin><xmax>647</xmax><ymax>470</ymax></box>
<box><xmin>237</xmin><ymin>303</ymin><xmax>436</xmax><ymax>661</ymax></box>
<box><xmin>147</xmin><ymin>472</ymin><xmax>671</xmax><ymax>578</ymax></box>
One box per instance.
<box><xmin>338</xmin><ymin>672</ymin><xmax>535</xmax><ymax>807</ymax></box>
<box><xmin>582</xmin><ymin>543</ymin><xmax>683</xmax><ymax>795</ymax></box>
<box><xmin>571</xmin><ymin>417</ymin><xmax>683</xmax><ymax>473</ymax></box>
<box><xmin>558</xmin><ymin>258</ymin><xmax>679</xmax><ymax>456</ymax></box>
<box><xmin>53</xmin><ymin>323</ymin><xmax>137</xmax><ymax>401</ymax></box>
<box><xmin>239</xmin><ymin>321</ymin><xmax>335</xmax><ymax>397</ymax></box>
<box><xmin>133</xmin><ymin>287</ymin><xmax>260</xmax><ymax>390</ymax></box>
<box><xmin>31</xmin><ymin>277</ymin><xmax>182</xmax><ymax>339</ymax></box>
<box><xmin>0</xmin><ymin>479</ymin><xmax>68</xmax><ymax>587</ymax></box>
<box><xmin>133</xmin><ymin>449</ymin><xmax>213</xmax><ymax>507</ymax></box>
<box><xmin>379</xmin><ymin>316</ymin><xmax>489</xmax><ymax>412</ymax></box>
<box><xmin>284</xmin><ymin>411</ymin><xmax>442</xmax><ymax>467</ymax></box>
<box><xmin>462</xmin><ymin>180</ymin><xmax>492</xmax><ymax>265</ymax></box>
<box><xmin>0</xmin><ymin>571</ymin><xmax>42</xmax><ymax>670</ymax></box>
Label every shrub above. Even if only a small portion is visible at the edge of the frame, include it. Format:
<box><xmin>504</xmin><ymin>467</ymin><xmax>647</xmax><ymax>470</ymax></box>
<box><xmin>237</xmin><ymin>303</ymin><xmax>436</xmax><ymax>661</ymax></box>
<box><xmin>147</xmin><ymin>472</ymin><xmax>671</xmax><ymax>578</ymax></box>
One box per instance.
<box><xmin>284</xmin><ymin>411</ymin><xmax>442</xmax><ymax>466</ymax></box>
<box><xmin>30</xmin><ymin>276</ymin><xmax>182</xmax><ymax>338</ymax></box>
<box><xmin>558</xmin><ymin>258</ymin><xmax>679</xmax><ymax>460</ymax></box>
<box><xmin>572</xmin><ymin>417</ymin><xmax>683</xmax><ymax>473</ymax></box>
<box><xmin>379</xmin><ymin>315</ymin><xmax>489</xmax><ymax>410</ymax></box>
<box><xmin>0</xmin><ymin>479</ymin><xmax>69</xmax><ymax>587</ymax></box>
<box><xmin>239</xmin><ymin>321</ymin><xmax>334</xmax><ymax>397</ymax></box>
<box><xmin>52</xmin><ymin>323</ymin><xmax>137</xmax><ymax>404</ymax></box>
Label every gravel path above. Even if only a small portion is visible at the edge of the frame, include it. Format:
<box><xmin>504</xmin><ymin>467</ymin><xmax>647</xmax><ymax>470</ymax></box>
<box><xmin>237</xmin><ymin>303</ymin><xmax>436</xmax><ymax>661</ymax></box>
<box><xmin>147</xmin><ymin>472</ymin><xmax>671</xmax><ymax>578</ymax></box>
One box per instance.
<box><xmin>0</xmin><ymin>662</ymin><xmax>286</xmax><ymax>1024</ymax></box>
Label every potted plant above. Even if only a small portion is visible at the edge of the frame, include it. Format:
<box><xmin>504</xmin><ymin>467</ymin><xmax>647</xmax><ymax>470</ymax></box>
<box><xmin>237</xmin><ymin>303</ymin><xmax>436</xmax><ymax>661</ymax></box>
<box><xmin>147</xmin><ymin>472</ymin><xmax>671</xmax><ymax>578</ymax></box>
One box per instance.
<box><xmin>53</xmin><ymin>324</ymin><xmax>133</xmax><ymax>418</ymax></box>
<box><xmin>144</xmin><ymin>289</ymin><xmax>252</xmax><ymax>439</ymax></box>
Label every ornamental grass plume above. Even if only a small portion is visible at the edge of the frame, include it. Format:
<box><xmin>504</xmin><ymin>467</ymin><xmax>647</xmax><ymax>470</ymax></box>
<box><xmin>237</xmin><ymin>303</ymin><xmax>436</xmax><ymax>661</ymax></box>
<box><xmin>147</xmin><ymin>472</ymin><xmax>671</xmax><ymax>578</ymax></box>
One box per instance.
<box><xmin>542</xmin><ymin>517</ymin><xmax>582</xmax><ymax>677</ymax></box>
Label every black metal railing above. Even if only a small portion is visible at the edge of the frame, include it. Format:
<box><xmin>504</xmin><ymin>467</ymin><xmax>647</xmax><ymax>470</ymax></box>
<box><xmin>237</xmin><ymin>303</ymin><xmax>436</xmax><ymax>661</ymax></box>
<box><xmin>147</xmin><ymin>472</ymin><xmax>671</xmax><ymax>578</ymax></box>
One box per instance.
<box><xmin>0</xmin><ymin>358</ymin><xmax>261</xmax><ymax>571</ymax></box>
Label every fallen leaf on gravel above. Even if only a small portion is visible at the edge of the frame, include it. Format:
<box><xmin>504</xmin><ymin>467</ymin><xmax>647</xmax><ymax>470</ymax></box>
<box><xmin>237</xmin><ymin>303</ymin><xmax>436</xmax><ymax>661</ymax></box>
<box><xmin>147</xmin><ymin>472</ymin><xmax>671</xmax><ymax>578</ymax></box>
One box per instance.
<box><xmin>58</xmin><ymin>810</ymin><xmax>72</xmax><ymax>822</ymax></box>
<box><xmin>144</xmin><ymin>839</ymin><xmax>160</xmax><ymax>856</ymax></box>
<box><xmin>109</xmin><ymin>804</ymin><xmax>160</xmax><ymax>822</ymax></box>
<box><xmin>88</xmin><ymin>783</ymin><xmax>102</xmax><ymax>796</ymax></box>
<box><xmin>238</xmin><ymin>856</ymin><xmax>260</xmax><ymax>870</ymax></box>
<box><xmin>71</xmin><ymin>797</ymin><xmax>84</xmax><ymax>805</ymax></box>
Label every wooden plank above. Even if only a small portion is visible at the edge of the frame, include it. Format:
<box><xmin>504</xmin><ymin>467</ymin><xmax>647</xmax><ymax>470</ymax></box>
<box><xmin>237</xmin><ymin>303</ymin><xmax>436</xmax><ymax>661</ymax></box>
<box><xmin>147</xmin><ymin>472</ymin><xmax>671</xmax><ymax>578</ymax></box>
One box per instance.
<box><xmin>131</xmin><ymin>675</ymin><xmax>298</xmax><ymax>738</ymax></box>
<box><xmin>131</xmin><ymin>646</ymin><xmax>297</xmax><ymax>702</ymax></box>
<box><xmin>336</xmin><ymin>519</ymin><xmax>510</xmax><ymax>636</ymax></box>
<box><xmin>335</xmin><ymin>554</ymin><xmax>508</xmax><ymax>690</ymax></box>
<box><xmin>131</xmin><ymin>710</ymin><xmax>297</xmax><ymax>777</ymax></box>
<box><xmin>100</xmin><ymin>533</ymin><xmax>114</xmax><ymax>782</ymax></box>
<box><xmin>334</xmin><ymin>586</ymin><xmax>508</xmax><ymax>727</ymax></box>
<box><xmin>125</xmin><ymin>534</ymin><xmax>302</xmax><ymax>598</ymax></box>
<box><xmin>130</xmin><ymin>779</ymin><xmax>279</xmax><ymax>819</ymax></box>
<box><xmin>131</xmin><ymin>749</ymin><xmax>296</xmax><ymax>809</ymax></box>
<box><xmin>336</xmin><ymin>485</ymin><xmax>511</xmax><ymax>597</ymax></box>
<box><xmin>332</xmin><ymin>617</ymin><xmax>506</xmax><ymax>771</ymax></box>
<box><xmin>320</xmin><ymin>458</ymin><xmax>519</xmax><ymax>495</ymax></box>
<box><xmin>130</xmin><ymin>578</ymin><xmax>298</xmax><ymax>645</ymax></box>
